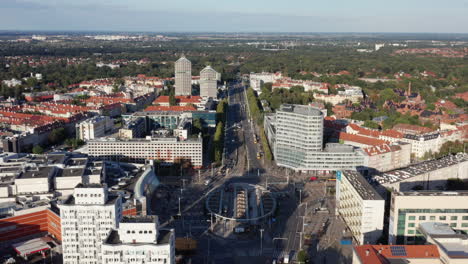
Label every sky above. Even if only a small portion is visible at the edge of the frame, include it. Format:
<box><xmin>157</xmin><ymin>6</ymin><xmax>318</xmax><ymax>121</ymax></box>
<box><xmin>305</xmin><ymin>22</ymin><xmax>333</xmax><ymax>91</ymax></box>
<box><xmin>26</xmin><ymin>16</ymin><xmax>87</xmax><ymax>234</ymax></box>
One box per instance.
<box><xmin>1</xmin><ymin>0</ymin><xmax>468</xmax><ymax>33</ymax></box>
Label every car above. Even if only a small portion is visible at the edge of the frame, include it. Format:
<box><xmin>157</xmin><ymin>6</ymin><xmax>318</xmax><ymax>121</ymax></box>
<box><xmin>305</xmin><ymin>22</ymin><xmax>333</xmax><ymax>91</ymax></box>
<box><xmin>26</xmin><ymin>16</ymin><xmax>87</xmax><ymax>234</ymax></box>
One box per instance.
<box><xmin>204</xmin><ymin>179</ymin><xmax>212</xmax><ymax>186</ymax></box>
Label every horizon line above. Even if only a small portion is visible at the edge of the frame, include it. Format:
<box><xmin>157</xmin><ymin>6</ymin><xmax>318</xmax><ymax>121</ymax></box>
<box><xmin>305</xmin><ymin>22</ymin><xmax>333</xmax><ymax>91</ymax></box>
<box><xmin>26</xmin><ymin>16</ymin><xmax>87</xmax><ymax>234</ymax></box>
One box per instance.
<box><xmin>1</xmin><ymin>29</ymin><xmax>468</xmax><ymax>35</ymax></box>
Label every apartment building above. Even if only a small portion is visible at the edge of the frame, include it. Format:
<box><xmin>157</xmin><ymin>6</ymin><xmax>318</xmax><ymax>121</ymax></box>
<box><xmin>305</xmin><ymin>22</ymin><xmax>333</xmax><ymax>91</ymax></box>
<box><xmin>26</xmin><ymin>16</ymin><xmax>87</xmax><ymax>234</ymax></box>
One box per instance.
<box><xmin>60</xmin><ymin>184</ymin><xmax>122</xmax><ymax>264</ymax></box>
<box><xmin>273</xmin><ymin>104</ymin><xmax>365</xmax><ymax>171</ymax></box>
<box><xmin>118</xmin><ymin>117</ymin><xmax>146</xmax><ymax>139</ymax></box>
<box><xmin>87</xmin><ymin>136</ymin><xmax>203</xmax><ymax>167</ymax></box>
<box><xmin>101</xmin><ymin>216</ymin><xmax>175</xmax><ymax>264</ymax></box>
<box><xmin>336</xmin><ymin>171</ymin><xmax>385</xmax><ymax>245</ymax></box>
<box><xmin>200</xmin><ymin>66</ymin><xmax>219</xmax><ymax>99</ymax></box>
<box><xmin>389</xmin><ymin>191</ymin><xmax>468</xmax><ymax>245</ymax></box>
<box><xmin>249</xmin><ymin>72</ymin><xmax>282</xmax><ymax>93</ymax></box>
<box><xmin>76</xmin><ymin>116</ymin><xmax>114</xmax><ymax>141</ymax></box>
<box><xmin>175</xmin><ymin>56</ymin><xmax>192</xmax><ymax>96</ymax></box>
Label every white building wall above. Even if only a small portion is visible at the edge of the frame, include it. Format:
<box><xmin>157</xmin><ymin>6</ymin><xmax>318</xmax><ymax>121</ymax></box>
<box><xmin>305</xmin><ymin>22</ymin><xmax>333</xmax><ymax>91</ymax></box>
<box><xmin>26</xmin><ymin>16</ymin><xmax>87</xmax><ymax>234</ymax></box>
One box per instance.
<box><xmin>175</xmin><ymin>56</ymin><xmax>192</xmax><ymax>96</ymax></box>
<box><xmin>389</xmin><ymin>193</ymin><xmax>468</xmax><ymax>245</ymax></box>
<box><xmin>60</xmin><ymin>186</ymin><xmax>122</xmax><ymax>264</ymax></box>
<box><xmin>15</xmin><ymin>177</ymin><xmax>50</xmax><ymax>194</ymax></box>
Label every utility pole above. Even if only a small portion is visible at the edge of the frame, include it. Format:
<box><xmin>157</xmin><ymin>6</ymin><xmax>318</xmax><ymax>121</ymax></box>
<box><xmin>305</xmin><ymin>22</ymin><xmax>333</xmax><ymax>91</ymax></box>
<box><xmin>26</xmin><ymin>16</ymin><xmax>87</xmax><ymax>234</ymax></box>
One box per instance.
<box><xmin>198</xmin><ymin>170</ymin><xmax>201</xmax><ymax>183</ymax></box>
<box><xmin>260</xmin><ymin>228</ymin><xmax>264</xmax><ymax>253</ymax></box>
<box><xmin>182</xmin><ymin>179</ymin><xmax>187</xmax><ymax>190</ymax></box>
<box><xmin>299</xmin><ymin>189</ymin><xmax>302</xmax><ymax>205</ymax></box>
<box><xmin>178</xmin><ymin>197</ymin><xmax>181</xmax><ymax>216</ymax></box>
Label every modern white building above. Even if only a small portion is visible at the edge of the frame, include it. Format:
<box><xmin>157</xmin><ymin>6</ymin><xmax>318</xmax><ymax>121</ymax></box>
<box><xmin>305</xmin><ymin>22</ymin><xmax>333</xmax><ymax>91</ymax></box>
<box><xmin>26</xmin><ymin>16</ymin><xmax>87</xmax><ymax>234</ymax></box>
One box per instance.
<box><xmin>175</xmin><ymin>56</ymin><xmax>192</xmax><ymax>96</ymax></box>
<box><xmin>249</xmin><ymin>72</ymin><xmax>282</xmax><ymax>93</ymax></box>
<box><xmin>420</xmin><ymin>222</ymin><xmax>468</xmax><ymax>264</ymax></box>
<box><xmin>273</xmin><ymin>104</ymin><xmax>366</xmax><ymax>171</ymax></box>
<box><xmin>200</xmin><ymin>66</ymin><xmax>219</xmax><ymax>99</ymax></box>
<box><xmin>14</xmin><ymin>166</ymin><xmax>55</xmax><ymax>195</ymax></box>
<box><xmin>60</xmin><ymin>184</ymin><xmax>122</xmax><ymax>264</ymax></box>
<box><xmin>389</xmin><ymin>191</ymin><xmax>468</xmax><ymax>245</ymax></box>
<box><xmin>102</xmin><ymin>216</ymin><xmax>175</xmax><ymax>264</ymax></box>
<box><xmin>87</xmin><ymin>136</ymin><xmax>203</xmax><ymax>167</ymax></box>
<box><xmin>76</xmin><ymin>116</ymin><xmax>114</xmax><ymax>141</ymax></box>
<box><xmin>336</xmin><ymin>170</ymin><xmax>385</xmax><ymax>245</ymax></box>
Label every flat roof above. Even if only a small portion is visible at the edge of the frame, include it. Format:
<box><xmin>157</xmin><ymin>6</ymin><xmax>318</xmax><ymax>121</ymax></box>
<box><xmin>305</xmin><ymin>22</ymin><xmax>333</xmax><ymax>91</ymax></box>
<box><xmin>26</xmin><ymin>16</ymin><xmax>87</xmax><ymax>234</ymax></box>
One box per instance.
<box><xmin>279</xmin><ymin>104</ymin><xmax>323</xmax><ymax>116</ymax></box>
<box><xmin>121</xmin><ymin>215</ymin><xmax>157</xmax><ymax>223</ymax></box>
<box><xmin>372</xmin><ymin>154</ymin><xmax>468</xmax><ymax>185</ymax></box>
<box><xmin>57</xmin><ymin>168</ymin><xmax>84</xmax><ymax>178</ymax></box>
<box><xmin>62</xmin><ymin>194</ymin><xmax>119</xmax><ymax>206</ymax></box>
<box><xmin>18</xmin><ymin>166</ymin><xmax>54</xmax><ymax>179</ymax></box>
<box><xmin>13</xmin><ymin>237</ymin><xmax>51</xmax><ymax>256</ymax></box>
<box><xmin>420</xmin><ymin>222</ymin><xmax>468</xmax><ymax>258</ymax></box>
<box><xmin>104</xmin><ymin>228</ymin><xmax>172</xmax><ymax>245</ymax></box>
<box><xmin>75</xmin><ymin>183</ymin><xmax>103</xmax><ymax>188</ymax></box>
<box><xmin>343</xmin><ymin>170</ymin><xmax>383</xmax><ymax>200</ymax></box>
<box><xmin>396</xmin><ymin>191</ymin><xmax>468</xmax><ymax>196</ymax></box>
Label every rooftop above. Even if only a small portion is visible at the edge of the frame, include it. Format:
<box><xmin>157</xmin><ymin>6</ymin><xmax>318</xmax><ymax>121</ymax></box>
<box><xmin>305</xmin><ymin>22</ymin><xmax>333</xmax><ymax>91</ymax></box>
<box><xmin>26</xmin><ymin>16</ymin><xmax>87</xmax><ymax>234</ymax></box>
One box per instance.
<box><xmin>342</xmin><ymin>170</ymin><xmax>383</xmax><ymax>200</ymax></box>
<box><xmin>18</xmin><ymin>166</ymin><xmax>54</xmax><ymax>179</ymax></box>
<box><xmin>396</xmin><ymin>191</ymin><xmax>468</xmax><ymax>197</ymax></box>
<box><xmin>371</xmin><ymin>153</ymin><xmax>468</xmax><ymax>185</ymax></box>
<box><xmin>104</xmin><ymin>228</ymin><xmax>173</xmax><ymax>245</ymax></box>
<box><xmin>354</xmin><ymin>244</ymin><xmax>440</xmax><ymax>264</ymax></box>
<box><xmin>279</xmin><ymin>104</ymin><xmax>323</xmax><ymax>116</ymax></box>
<box><xmin>58</xmin><ymin>167</ymin><xmax>84</xmax><ymax>178</ymax></box>
<box><xmin>420</xmin><ymin>222</ymin><xmax>468</xmax><ymax>258</ymax></box>
<box><xmin>121</xmin><ymin>215</ymin><xmax>157</xmax><ymax>224</ymax></box>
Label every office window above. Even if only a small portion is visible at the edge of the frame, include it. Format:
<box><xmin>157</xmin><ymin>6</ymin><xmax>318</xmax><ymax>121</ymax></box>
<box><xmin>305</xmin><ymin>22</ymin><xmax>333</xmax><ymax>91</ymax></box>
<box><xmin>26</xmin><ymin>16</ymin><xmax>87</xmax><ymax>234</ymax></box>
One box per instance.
<box><xmin>430</xmin><ymin>216</ymin><xmax>436</xmax><ymax>220</ymax></box>
<box><xmin>407</xmin><ymin>230</ymin><xmax>415</xmax><ymax>234</ymax></box>
<box><xmin>462</xmin><ymin>223</ymin><xmax>468</xmax><ymax>227</ymax></box>
<box><xmin>463</xmin><ymin>216</ymin><xmax>468</xmax><ymax>220</ymax></box>
<box><xmin>451</xmin><ymin>216</ymin><xmax>458</xmax><ymax>220</ymax></box>
<box><xmin>450</xmin><ymin>223</ymin><xmax>457</xmax><ymax>227</ymax></box>
<box><xmin>408</xmin><ymin>216</ymin><xmax>416</xmax><ymax>220</ymax></box>
<box><xmin>419</xmin><ymin>216</ymin><xmax>426</xmax><ymax>220</ymax></box>
<box><xmin>408</xmin><ymin>223</ymin><xmax>415</xmax><ymax>227</ymax></box>
<box><xmin>440</xmin><ymin>216</ymin><xmax>447</xmax><ymax>220</ymax></box>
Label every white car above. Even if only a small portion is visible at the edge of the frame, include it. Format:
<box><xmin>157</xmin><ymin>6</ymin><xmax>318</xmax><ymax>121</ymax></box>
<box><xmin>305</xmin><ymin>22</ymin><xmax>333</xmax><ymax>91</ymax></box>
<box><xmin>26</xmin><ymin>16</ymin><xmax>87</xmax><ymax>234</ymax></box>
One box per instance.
<box><xmin>204</xmin><ymin>179</ymin><xmax>212</xmax><ymax>186</ymax></box>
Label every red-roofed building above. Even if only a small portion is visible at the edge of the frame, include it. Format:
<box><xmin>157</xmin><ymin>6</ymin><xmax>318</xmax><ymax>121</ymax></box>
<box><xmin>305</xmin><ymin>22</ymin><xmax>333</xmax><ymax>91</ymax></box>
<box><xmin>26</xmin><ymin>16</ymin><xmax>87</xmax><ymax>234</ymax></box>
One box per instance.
<box><xmin>454</xmin><ymin>91</ymin><xmax>468</xmax><ymax>101</ymax></box>
<box><xmin>144</xmin><ymin>105</ymin><xmax>197</xmax><ymax>112</ymax></box>
<box><xmin>153</xmin><ymin>95</ymin><xmax>204</xmax><ymax>109</ymax></box>
<box><xmin>393</xmin><ymin>124</ymin><xmax>434</xmax><ymax>135</ymax></box>
<box><xmin>353</xmin><ymin>245</ymin><xmax>440</xmax><ymax>264</ymax></box>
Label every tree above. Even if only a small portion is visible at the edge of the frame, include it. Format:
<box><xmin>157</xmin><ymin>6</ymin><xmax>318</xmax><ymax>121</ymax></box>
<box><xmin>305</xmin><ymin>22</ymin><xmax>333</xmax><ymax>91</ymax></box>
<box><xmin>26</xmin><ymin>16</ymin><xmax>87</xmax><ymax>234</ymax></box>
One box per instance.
<box><xmin>169</xmin><ymin>93</ymin><xmax>177</xmax><ymax>106</ymax></box>
<box><xmin>297</xmin><ymin>250</ymin><xmax>309</xmax><ymax>264</ymax></box>
<box><xmin>32</xmin><ymin>145</ymin><xmax>44</xmax><ymax>154</ymax></box>
<box><xmin>48</xmin><ymin>128</ymin><xmax>66</xmax><ymax>145</ymax></box>
<box><xmin>192</xmin><ymin>118</ymin><xmax>203</xmax><ymax>136</ymax></box>
<box><xmin>363</xmin><ymin>120</ymin><xmax>380</xmax><ymax>129</ymax></box>
<box><xmin>213</xmin><ymin>122</ymin><xmax>224</xmax><ymax>164</ymax></box>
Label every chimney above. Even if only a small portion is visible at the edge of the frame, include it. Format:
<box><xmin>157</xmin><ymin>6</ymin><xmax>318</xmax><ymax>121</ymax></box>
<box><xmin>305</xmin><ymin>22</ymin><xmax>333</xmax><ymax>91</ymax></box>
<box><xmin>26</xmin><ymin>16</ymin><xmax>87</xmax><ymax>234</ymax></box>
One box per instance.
<box><xmin>365</xmin><ymin>249</ymin><xmax>370</xmax><ymax>256</ymax></box>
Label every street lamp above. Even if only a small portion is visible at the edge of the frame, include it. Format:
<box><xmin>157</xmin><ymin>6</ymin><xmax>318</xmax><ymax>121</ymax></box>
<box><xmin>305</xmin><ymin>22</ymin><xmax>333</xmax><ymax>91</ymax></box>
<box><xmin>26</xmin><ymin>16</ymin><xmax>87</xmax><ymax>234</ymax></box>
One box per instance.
<box><xmin>260</xmin><ymin>228</ymin><xmax>264</xmax><ymax>253</ymax></box>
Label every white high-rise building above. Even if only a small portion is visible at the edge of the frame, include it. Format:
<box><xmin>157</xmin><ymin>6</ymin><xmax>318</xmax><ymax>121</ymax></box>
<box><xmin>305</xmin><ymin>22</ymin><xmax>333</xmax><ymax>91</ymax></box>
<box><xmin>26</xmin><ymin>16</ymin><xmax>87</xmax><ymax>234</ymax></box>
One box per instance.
<box><xmin>336</xmin><ymin>170</ymin><xmax>385</xmax><ymax>245</ymax></box>
<box><xmin>102</xmin><ymin>216</ymin><xmax>175</xmax><ymax>264</ymax></box>
<box><xmin>200</xmin><ymin>66</ymin><xmax>219</xmax><ymax>99</ymax></box>
<box><xmin>175</xmin><ymin>56</ymin><xmax>192</xmax><ymax>96</ymax></box>
<box><xmin>76</xmin><ymin>116</ymin><xmax>114</xmax><ymax>141</ymax></box>
<box><xmin>60</xmin><ymin>184</ymin><xmax>122</xmax><ymax>264</ymax></box>
<box><xmin>273</xmin><ymin>104</ymin><xmax>366</xmax><ymax>171</ymax></box>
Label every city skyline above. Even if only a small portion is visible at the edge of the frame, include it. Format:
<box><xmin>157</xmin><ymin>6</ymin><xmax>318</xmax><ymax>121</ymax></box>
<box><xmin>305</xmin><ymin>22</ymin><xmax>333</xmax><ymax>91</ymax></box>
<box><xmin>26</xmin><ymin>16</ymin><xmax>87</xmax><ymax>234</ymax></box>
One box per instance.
<box><xmin>1</xmin><ymin>0</ymin><xmax>468</xmax><ymax>33</ymax></box>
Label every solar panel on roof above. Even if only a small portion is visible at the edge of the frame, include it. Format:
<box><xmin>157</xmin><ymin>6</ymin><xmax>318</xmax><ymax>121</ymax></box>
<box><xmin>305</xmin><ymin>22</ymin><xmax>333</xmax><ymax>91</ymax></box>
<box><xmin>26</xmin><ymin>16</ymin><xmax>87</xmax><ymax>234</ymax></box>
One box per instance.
<box><xmin>390</xmin><ymin>246</ymin><xmax>407</xmax><ymax>256</ymax></box>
